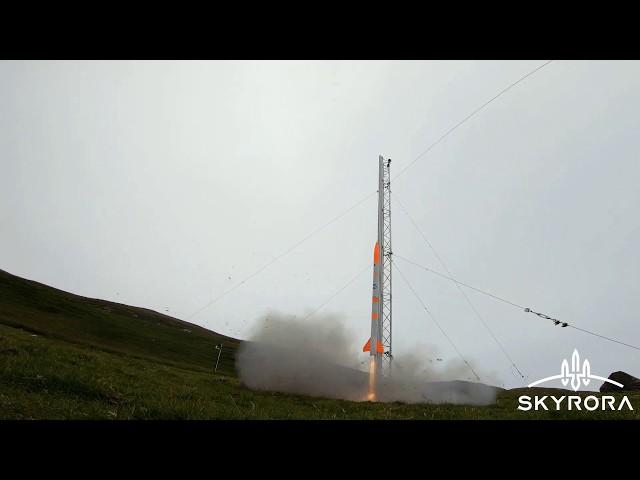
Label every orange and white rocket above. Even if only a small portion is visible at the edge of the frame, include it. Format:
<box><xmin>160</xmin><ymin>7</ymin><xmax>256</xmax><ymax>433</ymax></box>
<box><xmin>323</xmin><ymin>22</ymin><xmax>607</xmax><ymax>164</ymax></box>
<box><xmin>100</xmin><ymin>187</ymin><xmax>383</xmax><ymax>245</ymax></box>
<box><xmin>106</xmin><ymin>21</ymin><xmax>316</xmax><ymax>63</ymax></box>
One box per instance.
<box><xmin>363</xmin><ymin>156</ymin><xmax>387</xmax><ymax>400</ymax></box>
<box><xmin>363</xmin><ymin>240</ymin><xmax>384</xmax><ymax>400</ymax></box>
<box><xmin>363</xmin><ymin>241</ymin><xmax>384</xmax><ymax>358</ymax></box>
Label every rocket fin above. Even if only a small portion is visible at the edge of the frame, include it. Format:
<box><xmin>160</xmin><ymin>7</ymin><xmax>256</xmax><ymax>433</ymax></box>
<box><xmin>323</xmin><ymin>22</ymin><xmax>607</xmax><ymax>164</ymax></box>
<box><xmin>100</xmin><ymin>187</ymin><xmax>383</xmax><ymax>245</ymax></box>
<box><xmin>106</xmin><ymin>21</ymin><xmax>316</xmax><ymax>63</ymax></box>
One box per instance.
<box><xmin>363</xmin><ymin>338</ymin><xmax>384</xmax><ymax>353</ymax></box>
<box><xmin>373</xmin><ymin>241</ymin><xmax>380</xmax><ymax>265</ymax></box>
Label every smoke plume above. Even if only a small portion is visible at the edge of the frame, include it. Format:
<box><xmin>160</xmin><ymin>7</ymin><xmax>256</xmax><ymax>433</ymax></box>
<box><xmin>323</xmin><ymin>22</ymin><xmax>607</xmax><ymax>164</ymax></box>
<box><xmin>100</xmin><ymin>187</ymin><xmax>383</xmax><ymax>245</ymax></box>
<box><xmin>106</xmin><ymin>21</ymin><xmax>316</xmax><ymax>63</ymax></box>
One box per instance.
<box><xmin>236</xmin><ymin>311</ymin><xmax>498</xmax><ymax>405</ymax></box>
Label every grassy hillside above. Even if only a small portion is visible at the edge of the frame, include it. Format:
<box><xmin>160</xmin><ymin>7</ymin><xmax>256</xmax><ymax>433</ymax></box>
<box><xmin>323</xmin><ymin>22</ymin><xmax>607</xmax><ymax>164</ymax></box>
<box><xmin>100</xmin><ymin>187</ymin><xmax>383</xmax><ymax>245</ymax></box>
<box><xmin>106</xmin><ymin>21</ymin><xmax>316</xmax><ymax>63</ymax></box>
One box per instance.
<box><xmin>1</xmin><ymin>268</ymin><xmax>639</xmax><ymax>420</ymax></box>
<box><xmin>0</xmin><ymin>269</ymin><xmax>239</xmax><ymax>375</ymax></box>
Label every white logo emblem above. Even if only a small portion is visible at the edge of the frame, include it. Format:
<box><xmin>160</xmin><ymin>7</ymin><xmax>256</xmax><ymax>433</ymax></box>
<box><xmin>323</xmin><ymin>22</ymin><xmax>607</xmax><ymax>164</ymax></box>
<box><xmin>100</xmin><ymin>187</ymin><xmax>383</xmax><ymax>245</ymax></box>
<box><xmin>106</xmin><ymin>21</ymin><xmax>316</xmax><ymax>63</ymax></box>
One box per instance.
<box><xmin>527</xmin><ymin>349</ymin><xmax>623</xmax><ymax>392</ymax></box>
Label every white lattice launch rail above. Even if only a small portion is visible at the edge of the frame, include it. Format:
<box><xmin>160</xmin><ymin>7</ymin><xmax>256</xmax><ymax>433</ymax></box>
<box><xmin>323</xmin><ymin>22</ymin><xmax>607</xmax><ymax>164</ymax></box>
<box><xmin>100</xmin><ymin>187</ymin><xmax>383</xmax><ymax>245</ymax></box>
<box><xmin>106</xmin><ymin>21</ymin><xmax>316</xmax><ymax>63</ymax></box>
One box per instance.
<box><xmin>363</xmin><ymin>155</ymin><xmax>393</xmax><ymax>400</ymax></box>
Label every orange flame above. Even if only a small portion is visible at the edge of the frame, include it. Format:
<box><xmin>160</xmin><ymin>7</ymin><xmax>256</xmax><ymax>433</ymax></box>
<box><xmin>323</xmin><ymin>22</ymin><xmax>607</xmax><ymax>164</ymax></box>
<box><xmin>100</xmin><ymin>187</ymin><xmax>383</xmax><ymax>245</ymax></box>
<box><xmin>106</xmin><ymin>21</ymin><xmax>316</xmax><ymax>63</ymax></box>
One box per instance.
<box><xmin>367</xmin><ymin>357</ymin><xmax>377</xmax><ymax>401</ymax></box>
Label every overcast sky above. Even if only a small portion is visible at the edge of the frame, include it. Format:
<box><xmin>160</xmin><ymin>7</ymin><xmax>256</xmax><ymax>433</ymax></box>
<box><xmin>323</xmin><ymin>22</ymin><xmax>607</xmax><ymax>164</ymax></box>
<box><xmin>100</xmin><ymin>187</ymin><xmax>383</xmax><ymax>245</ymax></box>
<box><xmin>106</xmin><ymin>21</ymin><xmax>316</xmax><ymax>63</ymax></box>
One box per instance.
<box><xmin>2</xmin><ymin>60</ymin><xmax>639</xmax><ymax>389</ymax></box>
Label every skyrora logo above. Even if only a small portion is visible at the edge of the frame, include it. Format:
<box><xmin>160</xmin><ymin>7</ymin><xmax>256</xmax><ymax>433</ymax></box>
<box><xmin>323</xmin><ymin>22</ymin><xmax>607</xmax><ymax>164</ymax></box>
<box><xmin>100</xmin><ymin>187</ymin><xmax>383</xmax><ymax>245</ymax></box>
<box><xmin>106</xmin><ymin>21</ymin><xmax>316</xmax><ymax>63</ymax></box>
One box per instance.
<box><xmin>518</xmin><ymin>349</ymin><xmax>633</xmax><ymax>412</ymax></box>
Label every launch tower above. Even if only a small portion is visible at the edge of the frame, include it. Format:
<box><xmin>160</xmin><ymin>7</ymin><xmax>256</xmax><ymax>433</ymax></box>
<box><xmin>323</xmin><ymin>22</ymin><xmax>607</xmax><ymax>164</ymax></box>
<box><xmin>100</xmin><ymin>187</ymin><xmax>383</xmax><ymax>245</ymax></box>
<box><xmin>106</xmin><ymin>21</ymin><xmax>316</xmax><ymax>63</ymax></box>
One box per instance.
<box><xmin>363</xmin><ymin>155</ymin><xmax>393</xmax><ymax>396</ymax></box>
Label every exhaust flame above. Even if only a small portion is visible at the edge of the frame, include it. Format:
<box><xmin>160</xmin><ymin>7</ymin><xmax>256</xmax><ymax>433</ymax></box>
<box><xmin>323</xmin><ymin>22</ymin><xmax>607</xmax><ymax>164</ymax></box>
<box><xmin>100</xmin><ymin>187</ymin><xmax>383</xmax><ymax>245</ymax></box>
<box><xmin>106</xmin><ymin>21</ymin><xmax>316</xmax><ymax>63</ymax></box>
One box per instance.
<box><xmin>367</xmin><ymin>357</ymin><xmax>377</xmax><ymax>401</ymax></box>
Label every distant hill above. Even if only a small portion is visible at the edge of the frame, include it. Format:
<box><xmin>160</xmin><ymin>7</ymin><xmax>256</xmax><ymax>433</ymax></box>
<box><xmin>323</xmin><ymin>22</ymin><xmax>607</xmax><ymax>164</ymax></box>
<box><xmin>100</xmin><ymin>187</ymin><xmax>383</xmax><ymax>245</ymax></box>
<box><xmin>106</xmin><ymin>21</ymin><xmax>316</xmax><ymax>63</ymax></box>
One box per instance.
<box><xmin>0</xmin><ymin>268</ymin><xmax>239</xmax><ymax>375</ymax></box>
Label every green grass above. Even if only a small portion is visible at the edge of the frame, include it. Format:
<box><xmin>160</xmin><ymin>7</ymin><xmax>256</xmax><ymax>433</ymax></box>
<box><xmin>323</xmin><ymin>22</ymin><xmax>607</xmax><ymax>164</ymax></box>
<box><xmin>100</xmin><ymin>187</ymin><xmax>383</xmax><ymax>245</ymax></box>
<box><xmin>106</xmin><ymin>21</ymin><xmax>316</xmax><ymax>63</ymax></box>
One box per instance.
<box><xmin>1</xmin><ymin>268</ymin><xmax>638</xmax><ymax>420</ymax></box>
<box><xmin>0</xmin><ymin>268</ymin><xmax>239</xmax><ymax>375</ymax></box>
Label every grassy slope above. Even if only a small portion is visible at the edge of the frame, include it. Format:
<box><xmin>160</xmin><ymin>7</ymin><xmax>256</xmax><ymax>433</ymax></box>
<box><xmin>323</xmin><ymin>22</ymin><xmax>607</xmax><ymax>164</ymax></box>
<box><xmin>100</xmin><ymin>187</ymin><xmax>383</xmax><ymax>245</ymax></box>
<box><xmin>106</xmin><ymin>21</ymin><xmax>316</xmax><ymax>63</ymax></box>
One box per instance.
<box><xmin>0</xmin><ymin>269</ymin><xmax>239</xmax><ymax>375</ymax></box>
<box><xmin>1</xmin><ymin>268</ymin><xmax>638</xmax><ymax>420</ymax></box>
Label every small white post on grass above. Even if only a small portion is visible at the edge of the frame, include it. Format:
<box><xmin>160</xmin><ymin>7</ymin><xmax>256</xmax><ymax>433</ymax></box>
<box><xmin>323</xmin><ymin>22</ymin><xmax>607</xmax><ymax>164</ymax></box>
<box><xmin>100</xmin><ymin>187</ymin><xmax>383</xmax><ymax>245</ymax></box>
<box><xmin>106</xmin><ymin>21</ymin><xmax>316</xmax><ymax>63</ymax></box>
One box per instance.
<box><xmin>214</xmin><ymin>344</ymin><xmax>223</xmax><ymax>373</ymax></box>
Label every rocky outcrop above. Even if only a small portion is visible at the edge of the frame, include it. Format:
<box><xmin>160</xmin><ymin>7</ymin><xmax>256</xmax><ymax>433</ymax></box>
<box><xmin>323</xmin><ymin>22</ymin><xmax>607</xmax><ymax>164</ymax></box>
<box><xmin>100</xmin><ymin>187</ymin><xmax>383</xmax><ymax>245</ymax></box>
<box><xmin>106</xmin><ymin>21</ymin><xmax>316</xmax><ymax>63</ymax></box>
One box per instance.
<box><xmin>599</xmin><ymin>371</ymin><xmax>640</xmax><ymax>392</ymax></box>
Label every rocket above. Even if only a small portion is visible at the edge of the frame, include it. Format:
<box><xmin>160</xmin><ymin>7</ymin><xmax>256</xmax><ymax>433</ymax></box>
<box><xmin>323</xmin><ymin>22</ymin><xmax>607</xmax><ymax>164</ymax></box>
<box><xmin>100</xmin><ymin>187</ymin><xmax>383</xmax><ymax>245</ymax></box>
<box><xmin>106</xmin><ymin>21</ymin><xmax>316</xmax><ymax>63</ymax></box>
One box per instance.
<box><xmin>363</xmin><ymin>241</ymin><xmax>384</xmax><ymax>357</ymax></box>
<box><xmin>363</xmin><ymin>156</ymin><xmax>387</xmax><ymax>400</ymax></box>
<box><xmin>363</xmin><ymin>240</ymin><xmax>384</xmax><ymax>401</ymax></box>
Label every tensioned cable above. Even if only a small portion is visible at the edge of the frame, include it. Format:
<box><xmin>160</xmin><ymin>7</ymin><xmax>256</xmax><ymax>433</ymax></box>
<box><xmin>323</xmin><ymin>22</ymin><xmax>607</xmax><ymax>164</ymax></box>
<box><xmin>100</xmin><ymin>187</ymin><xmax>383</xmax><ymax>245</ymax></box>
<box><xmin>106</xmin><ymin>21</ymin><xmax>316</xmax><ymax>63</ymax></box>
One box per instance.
<box><xmin>301</xmin><ymin>262</ymin><xmax>372</xmax><ymax>322</ymax></box>
<box><xmin>395</xmin><ymin>254</ymin><xmax>525</xmax><ymax>308</ymax></box>
<box><xmin>567</xmin><ymin>325</ymin><xmax>640</xmax><ymax>352</ymax></box>
<box><xmin>393</xmin><ymin>193</ymin><xmax>525</xmax><ymax>380</ymax></box>
<box><xmin>185</xmin><ymin>192</ymin><xmax>376</xmax><ymax>320</ymax></box>
<box><xmin>394</xmin><ymin>261</ymin><xmax>481</xmax><ymax>381</ymax></box>
<box><xmin>227</xmin><ymin>261</ymin><xmax>371</xmax><ymax>340</ymax></box>
<box><xmin>185</xmin><ymin>61</ymin><xmax>553</xmax><ymax>321</ymax></box>
<box><xmin>393</xmin><ymin>60</ymin><xmax>554</xmax><ymax>181</ymax></box>
<box><xmin>394</xmin><ymin>254</ymin><xmax>640</xmax><ymax>353</ymax></box>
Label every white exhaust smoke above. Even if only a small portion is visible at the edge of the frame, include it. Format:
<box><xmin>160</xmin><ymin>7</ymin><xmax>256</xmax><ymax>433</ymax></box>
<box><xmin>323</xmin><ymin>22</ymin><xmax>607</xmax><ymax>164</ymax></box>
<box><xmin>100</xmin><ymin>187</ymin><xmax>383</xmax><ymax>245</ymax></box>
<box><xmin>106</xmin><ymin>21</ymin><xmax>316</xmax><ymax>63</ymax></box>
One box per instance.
<box><xmin>236</xmin><ymin>311</ymin><xmax>498</xmax><ymax>405</ymax></box>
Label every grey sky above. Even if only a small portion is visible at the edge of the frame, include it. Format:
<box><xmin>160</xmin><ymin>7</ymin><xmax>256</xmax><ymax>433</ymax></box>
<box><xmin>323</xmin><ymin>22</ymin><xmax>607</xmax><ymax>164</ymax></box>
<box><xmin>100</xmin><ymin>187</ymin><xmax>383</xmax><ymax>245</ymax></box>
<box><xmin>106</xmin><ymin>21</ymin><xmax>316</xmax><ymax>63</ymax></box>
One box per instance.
<box><xmin>2</xmin><ymin>60</ymin><xmax>639</xmax><ymax>389</ymax></box>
